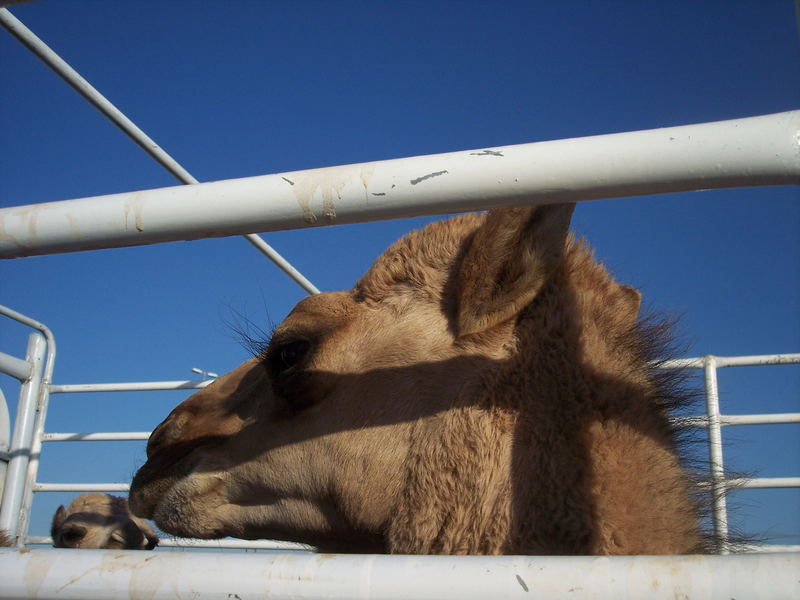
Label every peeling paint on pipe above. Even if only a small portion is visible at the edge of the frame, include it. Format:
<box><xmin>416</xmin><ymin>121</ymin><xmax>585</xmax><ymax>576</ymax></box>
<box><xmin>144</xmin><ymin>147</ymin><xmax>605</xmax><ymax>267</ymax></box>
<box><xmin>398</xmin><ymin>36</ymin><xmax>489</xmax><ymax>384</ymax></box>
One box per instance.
<box><xmin>1</xmin><ymin>111</ymin><xmax>798</xmax><ymax>259</ymax></box>
<box><xmin>0</xmin><ymin>549</ymin><xmax>798</xmax><ymax>600</ymax></box>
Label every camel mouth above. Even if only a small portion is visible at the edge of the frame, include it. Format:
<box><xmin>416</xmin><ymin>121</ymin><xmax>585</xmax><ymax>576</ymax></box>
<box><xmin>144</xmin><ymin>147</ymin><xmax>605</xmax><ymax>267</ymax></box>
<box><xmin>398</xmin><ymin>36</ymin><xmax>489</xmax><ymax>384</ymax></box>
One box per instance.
<box><xmin>128</xmin><ymin>469</ymin><xmax>169</xmax><ymax>519</ymax></box>
<box><xmin>128</xmin><ymin>449</ymin><xmax>198</xmax><ymax>520</ymax></box>
<box><xmin>131</xmin><ymin>428</ymin><xmax>233</xmax><ymax>517</ymax></box>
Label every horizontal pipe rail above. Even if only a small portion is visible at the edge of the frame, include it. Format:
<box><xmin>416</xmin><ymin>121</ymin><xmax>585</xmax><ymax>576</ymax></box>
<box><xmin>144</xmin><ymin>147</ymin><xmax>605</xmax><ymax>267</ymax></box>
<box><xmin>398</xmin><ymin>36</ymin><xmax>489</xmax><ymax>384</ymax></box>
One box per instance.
<box><xmin>675</xmin><ymin>413</ymin><xmax>800</xmax><ymax>427</ymax></box>
<box><xmin>23</xmin><ymin>536</ymin><xmax>312</xmax><ymax>551</ymax></box>
<box><xmin>48</xmin><ymin>380</ymin><xmax>212</xmax><ymax>393</ymax></box>
<box><xmin>41</xmin><ymin>432</ymin><xmax>150</xmax><ymax>442</ymax></box>
<box><xmin>727</xmin><ymin>477</ymin><xmax>800</xmax><ymax>489</ymax></box>
<box><xmin>32</xmin><ymin>483</ymin><xmax>130</xmax><ymax>493</ymax></box>
<box><xmin>0</xmin><ymin>550</ymin><xmax>798</xmax><ymax>600</ymax></box>
<box><xmin>37</xmin><ymin>410</ymin><xmax>800</xmax><ymax>444</ymax></box>
<box><xmin>0</xmin><ymin>351</ymin><xmax>32</xmax><ymax>381</ymax></box>
<box><xmin>33</xmin><ymin>476</ymin><xmax>799</xmax><ymax>495</ymax></box>
<box><xmin>659</xmin><ymin>353</ymin><xmax>800</xmax><ymax>370</ymax></box>
<box><xmin>716</xmin><ymin>413</ymin><xmax>800</xmax><ymax>426</ymax></box>
<box><xmin>33</xmin><ymin>474</ymin><xmax>800</xmax><ymax>509</ymax></box>
<box><xmin>1</xmin><ymin>111</ymin><xmax>798</xmax><ymax>259</ymax></box>
<box><xmin>713</xmin><ymin>354</ymin><xmax>800</xmax><ymax>368</ymax></box>
<box><xmin>740</xmin><ymin>545</ymin><xmax>800</xmax><ymax>553</ymax></box>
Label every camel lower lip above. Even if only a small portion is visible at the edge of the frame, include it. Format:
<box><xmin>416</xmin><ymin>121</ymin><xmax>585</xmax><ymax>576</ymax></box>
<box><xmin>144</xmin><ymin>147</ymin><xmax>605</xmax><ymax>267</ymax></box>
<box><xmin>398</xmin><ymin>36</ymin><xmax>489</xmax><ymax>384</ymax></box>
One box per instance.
<box><xmin>127</xmin><ymin>481</ymin><xmax>157</xmax><ymax>519</ymax></box>
<box><xmin>128</xmin><ymin>459</ymin><xmax>183</xmax><ymax>519</ymax></box>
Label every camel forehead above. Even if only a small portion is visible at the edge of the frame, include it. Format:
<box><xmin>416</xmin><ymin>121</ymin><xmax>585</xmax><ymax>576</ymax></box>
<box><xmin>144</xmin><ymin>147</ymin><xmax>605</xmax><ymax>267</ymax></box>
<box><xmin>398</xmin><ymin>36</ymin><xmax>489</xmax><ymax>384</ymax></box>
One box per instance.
<box><xmin>68</xmin><ymin>494</ymin><xmax>113</xmax><ymax>513</ymax></box>
<box><xmin>278</xmin><ymin>292</ymin><xmax>357</xmax><ymax>334</ymax></box>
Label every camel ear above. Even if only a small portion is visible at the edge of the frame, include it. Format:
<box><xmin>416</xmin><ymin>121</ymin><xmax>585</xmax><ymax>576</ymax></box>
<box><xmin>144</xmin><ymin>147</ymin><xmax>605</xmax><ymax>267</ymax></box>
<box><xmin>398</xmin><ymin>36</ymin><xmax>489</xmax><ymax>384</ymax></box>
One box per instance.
<box><xmin>456</xmin><ymin>203</ymin><xmax>574</xmax><ymax>336</ymax></box>
<box><xmin>621</xmin><ymin>285</ymin><xmax>642</xmax><ymax>316</ymax></box>
<box><xmin>51</xmin><ymin>506</ymin><xmax>67</xmax><ymax>540</ymax></box>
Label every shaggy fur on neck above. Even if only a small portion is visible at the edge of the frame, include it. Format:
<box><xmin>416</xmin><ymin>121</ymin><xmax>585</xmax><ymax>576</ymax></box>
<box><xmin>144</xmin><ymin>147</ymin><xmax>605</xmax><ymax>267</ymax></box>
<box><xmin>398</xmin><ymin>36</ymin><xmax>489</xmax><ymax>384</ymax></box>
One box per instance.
<box><xmin>358</xmin><ymin>214</ymin><xmax>708</xmax><ymax>554</ymax></box>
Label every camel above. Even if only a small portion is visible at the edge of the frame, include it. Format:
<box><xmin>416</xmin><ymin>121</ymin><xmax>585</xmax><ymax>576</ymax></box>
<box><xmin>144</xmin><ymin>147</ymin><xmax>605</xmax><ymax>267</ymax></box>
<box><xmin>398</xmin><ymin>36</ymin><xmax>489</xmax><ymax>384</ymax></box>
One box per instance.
<box><xmin>130</xmin><ymin>203</ymin><xmax>708</xmax><ymax>554</ymax></box>
<box><xmin>51</xmin><ymin>493</ymin><xmax>159</xmax><ymax>550</ymax></box>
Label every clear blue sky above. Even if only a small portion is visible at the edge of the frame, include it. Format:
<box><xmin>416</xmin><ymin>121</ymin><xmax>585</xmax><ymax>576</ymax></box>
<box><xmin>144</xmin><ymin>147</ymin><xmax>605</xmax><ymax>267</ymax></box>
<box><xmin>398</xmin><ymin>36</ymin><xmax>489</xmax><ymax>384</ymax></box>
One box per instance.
<box><xmin>1</xmin><ymin>1</ymin><xmax>798</xmax><ymax>547</ymax></box>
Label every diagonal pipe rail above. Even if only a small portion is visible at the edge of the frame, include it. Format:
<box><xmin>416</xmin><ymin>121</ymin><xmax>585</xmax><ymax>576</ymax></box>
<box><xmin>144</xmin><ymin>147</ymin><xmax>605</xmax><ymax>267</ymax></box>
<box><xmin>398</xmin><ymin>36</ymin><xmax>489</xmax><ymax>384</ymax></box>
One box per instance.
<box><xmin>0</xmin><ymin>7</ymin><xmax>319</xmax><ymax>293</ymax></box>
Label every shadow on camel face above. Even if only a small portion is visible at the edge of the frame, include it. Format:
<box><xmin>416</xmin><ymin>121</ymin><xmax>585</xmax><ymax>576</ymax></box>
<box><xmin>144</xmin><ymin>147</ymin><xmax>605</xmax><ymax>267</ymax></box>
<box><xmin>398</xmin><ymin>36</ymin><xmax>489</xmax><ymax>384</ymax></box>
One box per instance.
<box><xmin>129</xmin><ymin>203</ymin><xmax>706</xmax><ymax>555</ymax></box>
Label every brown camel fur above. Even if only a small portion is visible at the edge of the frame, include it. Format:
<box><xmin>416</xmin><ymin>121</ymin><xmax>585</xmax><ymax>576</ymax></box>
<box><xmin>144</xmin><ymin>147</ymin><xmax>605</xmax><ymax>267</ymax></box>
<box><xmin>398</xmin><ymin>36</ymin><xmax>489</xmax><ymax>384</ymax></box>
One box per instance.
<box><xmin>51</xmin><ymin>493</ymin><xmax>158</xmax><ymax>550</ymax></box>
<box><xmin>130</xmin><ymin>203</ymin><xmax>706</xmax><ymax>554</ymax></box>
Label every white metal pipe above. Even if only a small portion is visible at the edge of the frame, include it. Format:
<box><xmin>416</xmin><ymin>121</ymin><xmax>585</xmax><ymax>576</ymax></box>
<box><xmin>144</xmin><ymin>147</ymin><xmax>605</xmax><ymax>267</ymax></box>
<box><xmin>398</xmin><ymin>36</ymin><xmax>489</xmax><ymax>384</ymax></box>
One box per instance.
<box><xmin>719</xmin><ymin>413</ymin><xmax>800</xmax><ymax>426</ymax></box>
<box><xmin>659</xmin><ymin>353</ymin><xmax>800</xmax><ymax>370</ymax></box>
<box><xmin>0</xmin><ymin>389</ymin><xmax>8</xmax><ymax>513</ymax></box>
<box><xmin>0</xmin><ymin>306</ymin><xmax>57</xmax><ymax>384</ymax></box>
<box><xmin>38</xmin><ymin>413</ymin><xmax>798</xmax><ymax>443</ymax></box>
<box><xmin>157</xmin><ymin>538</ymin><xmax>312</xmax><ymax>551</ymax></box>
<box><xmin>0</xmin><ymin>305</ymin><xmax>57</xmax><ymax>545</ymax></box>
<box><xmin>1</xmin><ymin>111</ymin><xmax>798</xmax><ymax>259</ymax></box>
<box><xmin>41</xmin><ymin>431</ymin><xmax>151</xmax><ymax>442</ymax></box>
<box><xmin>0</xmin><ymin>333</ymin><xmax>46</xmax><ymax>541</ymax></box>
<box><xmin>48</xmin><ymin>380</ymin><xmax>212</xmax><ymax>393</ymax></box>
<box><xmin>703</xmin><ymin>356</ymin><xmax>730</xmax><ymax>549</ymax></box>
<box><xmin>713</xmin><ymin>353</ymin><xmax>800</xmax><ymax>368</ymax></box>
<box><xmin>0</xmin><ymin>8</ymin><xmax>320</xmax><ymax>294</ymax></box>
<box><xmin>244</xmin><ymin>233</ymin><xmax>321</xmax><ymax>294</ymax></box>
<box><xmin>23</xmin><ymin>535</ymin><xmax>312</xmax><ymax>551</ymax></box>
<box><xmin>739</xmin><ymin>545</ymin><xmax>800</xmax><ymax>553</ymax></box>
<box><xmin>0</xmin><ymin>549</ymin><xmax>798</xmax><ymax>600</ymax></box>
<box><xmin>727</xmin><ymin>477</ymin><xmax>800</xmax><ymax>489</ymax></box>
<box><xmin>658</xmin><ymin>357</ymin><xmax>707</xmax><ymax>369</ymax></box>
<box><xmin>674</xmin><ymin>413</ymin><xmax>800</xmax><ymax>427</ymax></box>
<box><xmin>13</xmin><ymin>537</ymin><xmax>795</xmax><ymax>554</ymax></box>
<box><xmin>32</xmin><ymin>483</ymin><xmax>130</xmax><ymax>493</ymax></box>
<box><xmin>0</xmin><ymin>351</ymin><xmax>32</xmax><ymax>381</ymax></box>
<box><xmin>30</xmin><ymin>475</ymin><xmax>798</xmax><ymax>496</ymax></box>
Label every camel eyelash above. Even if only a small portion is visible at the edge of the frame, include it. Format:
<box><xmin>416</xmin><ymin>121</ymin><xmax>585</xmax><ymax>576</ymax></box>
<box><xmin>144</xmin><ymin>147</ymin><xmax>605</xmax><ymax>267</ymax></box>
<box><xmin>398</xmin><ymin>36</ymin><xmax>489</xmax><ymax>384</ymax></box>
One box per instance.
<box><xmin>223</xmin><ymin>304</ymin><xmax>277</xmax><ymax>360</ymax></box>
<box><xmin>235</xmin><ymin>324</ymin><xmax>275</xmax><ymax>360</ymax></box>
<box><xmin>253</xmin><ymin>327</ymin><xmax>277</xmax><ymax>360</ymax></box>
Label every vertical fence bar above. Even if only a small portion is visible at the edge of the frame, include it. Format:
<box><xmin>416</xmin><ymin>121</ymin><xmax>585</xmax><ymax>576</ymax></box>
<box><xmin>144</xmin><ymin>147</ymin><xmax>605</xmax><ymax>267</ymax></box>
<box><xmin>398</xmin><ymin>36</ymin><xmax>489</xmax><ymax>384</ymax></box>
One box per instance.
<box><xmin>0</xmin><ymin>390</ymin><xmax>9</xmax><ymax>509</ymax></box>
<box><xmin>15</xmin><ymin>375</ymin><xmax>52</xmax><ymax>542</ymax></box>
<box><xmin>703</xmin><ymin>355</ymin><xmax>730</xmax><ymax>551</ymax></box>
<box><xmin>0</xmin><ymin>333</ymin><xmax>46</xmax><ymax>544</ymax></box>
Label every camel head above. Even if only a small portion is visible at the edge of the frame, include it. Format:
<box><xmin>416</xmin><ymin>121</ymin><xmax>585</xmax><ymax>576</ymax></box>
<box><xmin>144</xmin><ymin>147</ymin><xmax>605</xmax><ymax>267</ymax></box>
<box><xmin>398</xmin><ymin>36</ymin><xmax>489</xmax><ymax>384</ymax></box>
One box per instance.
<box><xmin>130</xmin><ymin>203</ymin><xmax>702</xmax><ymax>554</ymax></box>
<box><xmin>51</xmin><ymin>493</ymin><xmax>159</xmax><ymax>550</ymax></box>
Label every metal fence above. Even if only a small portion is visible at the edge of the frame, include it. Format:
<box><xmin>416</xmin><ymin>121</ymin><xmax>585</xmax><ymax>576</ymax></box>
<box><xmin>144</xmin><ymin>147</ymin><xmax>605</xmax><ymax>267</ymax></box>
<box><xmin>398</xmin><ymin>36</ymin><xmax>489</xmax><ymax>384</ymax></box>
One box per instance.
<box><xmin>1</xmin><ymin>4</ymin><xmax>799</xmax><ymax>599</ymax></box>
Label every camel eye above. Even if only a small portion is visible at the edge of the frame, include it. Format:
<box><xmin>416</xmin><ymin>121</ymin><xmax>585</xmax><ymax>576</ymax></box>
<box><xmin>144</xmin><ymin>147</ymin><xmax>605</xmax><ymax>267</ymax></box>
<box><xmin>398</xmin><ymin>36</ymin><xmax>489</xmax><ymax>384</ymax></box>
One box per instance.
<box><xmin>276</xmin><ymin>340</ymin><xmax>310</xmax><ymax>372</ymax></box>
